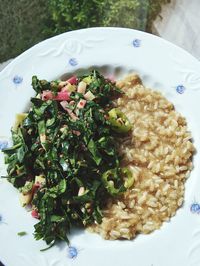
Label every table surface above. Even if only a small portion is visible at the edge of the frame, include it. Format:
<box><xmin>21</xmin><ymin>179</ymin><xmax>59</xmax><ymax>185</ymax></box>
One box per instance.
<box><xmin>153</xmin><ymin>0</ymin><xmax>200</xmax><ymax>60</ymax></box>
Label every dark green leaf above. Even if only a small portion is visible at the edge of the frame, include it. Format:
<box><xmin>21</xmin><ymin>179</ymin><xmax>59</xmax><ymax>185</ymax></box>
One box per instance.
<box><xmin>87</xmin><ymin>139</ymin><xmax>102</xmax><ymax>165</ymax></box>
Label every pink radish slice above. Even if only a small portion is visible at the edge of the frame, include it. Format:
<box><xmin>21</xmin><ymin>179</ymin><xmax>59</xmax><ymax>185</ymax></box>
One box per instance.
<box><xmin>61</xmin><ymin>85</ymin><xmax>69</xmax><ymax>92</ymax></box>
<box><xmin>67</xmin><ymin>76</ymin><xmax>77</xmax><ymax>85</ymax></box>
<box><xmin>54</xmin><ymin>91</ymin><xmax>71</xmax><ymax>101</ymax></box>
<box><xmin>42</xmin><ymin>91</ymin><xmax>70</xmax><ymax>101</ymax></box>
<box><xmin>31</xmin><ymin>209</ymin><xmax>39</xmax><ymax>219</ymax></box>
<box><xmin>77</xmin><ymin>99</ymin><xmax>87</xmax><ymax>109</ymax></box>
<box><xmin>42</xmin><ymin>90</ymin><xmax>53</xmax><ymax>100</ymax></box>
<box><xmin>60</xmin><ymin>101</ymin><xmax>78</xmax><ymax>121</ymax></box>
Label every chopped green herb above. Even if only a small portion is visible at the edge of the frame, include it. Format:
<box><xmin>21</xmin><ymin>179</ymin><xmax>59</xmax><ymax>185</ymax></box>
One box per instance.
<box><xmin>17</xmin><ymin>231</ymin><xmax>27</xmax><ymax>236</ymax></box>
<box><xmin>3</xmin><ymin>70</ymin><xmax>132</xmax><ymax>248</ymax></box>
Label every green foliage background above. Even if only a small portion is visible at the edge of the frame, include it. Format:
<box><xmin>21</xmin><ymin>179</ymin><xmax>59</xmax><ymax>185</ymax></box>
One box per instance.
<box><xmin>0</xmin><ymin>0</ymin><xmax>170</xmax><ymax>62</ymax></box>
<box><xmin>0</xmin><ymin>0</ymin><xmax>49</xmax><ymax>62</ymax></box>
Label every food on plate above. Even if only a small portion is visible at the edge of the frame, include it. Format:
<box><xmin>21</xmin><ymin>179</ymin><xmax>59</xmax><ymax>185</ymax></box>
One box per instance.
<box><xmin>89</xmin><ymin>74</ymin><xmax>195</xmax><ymax>239</ymax></box>
<box><xmin>3</xmin><ymin>71</ymin><xmax>194</xmax><ymax>247</ymax></box>
<box><xmin>3</xmin><ymin>70</ymin><xmax>132</xmax><ymax>247</ymax></box>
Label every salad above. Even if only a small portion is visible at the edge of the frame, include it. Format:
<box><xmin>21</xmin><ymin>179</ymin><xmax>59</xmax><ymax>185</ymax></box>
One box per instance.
<box><xmin>3</xmin><ymin>70</ymin><xmax>133</xmax><ymax>248</ymax></box>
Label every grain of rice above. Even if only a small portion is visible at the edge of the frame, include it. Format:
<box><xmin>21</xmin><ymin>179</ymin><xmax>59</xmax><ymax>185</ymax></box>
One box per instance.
<box><xmin>160</xmin><ymin>206</ymin><xmax>167</xmax><ymax>212</ymax></box>
<box><xmin>174</xmin><ymin>180</ymin><xmax>178</xmax><ymax>188</ymax></box>
<box><xmin>177</xmin><ymin>197</ymin><xmax>184</xmax><ymax>206</ymax></box>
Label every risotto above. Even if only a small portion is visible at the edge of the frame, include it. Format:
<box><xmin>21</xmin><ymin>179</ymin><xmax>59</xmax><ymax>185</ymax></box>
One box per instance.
<box><xmin>88</xmin><ymin>74</ymin><xmax>195</xmax><ymax>239</ymax></box>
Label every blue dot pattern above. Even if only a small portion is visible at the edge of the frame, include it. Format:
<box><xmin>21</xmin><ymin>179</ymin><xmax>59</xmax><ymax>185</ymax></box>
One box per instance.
<box><xmin>69</xmin><ymin>58</ymin><xmax>78</xmax><ymax>66</ymax></box>
<box><xmin>68</xmin><ymin>246</ymin><xmax>78</xmax><ymax>259</ymax></box>
<box><xmin>13</xmin><ymin>75</ymin><xmax>23</xmax><ymax>85</ymax></box>
<box><xmin>176</xmin><ymin>85</ymin><xmax>185</xmax><ymax>94</ymax></box>
<box><xmin>190</xmin><ymin>203</ymin><xmax>200</xmax><ymax>214</ymax></box>
<box><xmin>132</xmin><ymin>39</ymin><xmax>141</xmax><ymax>48</ymax></box>
<box><xmin>0</xmin><ymin>140</ymin><xmax>8</xmax><ymax>151</ymax></box>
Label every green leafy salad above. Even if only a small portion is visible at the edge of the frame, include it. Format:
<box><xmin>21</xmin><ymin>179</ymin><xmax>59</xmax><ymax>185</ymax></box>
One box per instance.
<box><xmin>3</xmin><ymin>70</ymin><xmax>133</xmax><ymax>248</ymax></box>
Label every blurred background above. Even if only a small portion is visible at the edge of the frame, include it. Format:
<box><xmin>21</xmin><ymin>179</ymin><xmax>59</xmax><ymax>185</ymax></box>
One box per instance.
<box><xmin>0</xmin><ymin>0</ymin><xmax>199</xmax><ymax>70</ymax></box>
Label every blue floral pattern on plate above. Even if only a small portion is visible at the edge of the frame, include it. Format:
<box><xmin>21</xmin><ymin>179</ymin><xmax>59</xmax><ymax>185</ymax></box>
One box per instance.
<box><xmin>12</xmin><ymin>75</ymin><xmax>23</xmax><ymax>85</ymax></box>
<box><xmin>0</xmin><ymin>214</ymin><xmax>7</xmax><ymax>225</ymax></box>
<box><xmin>69</xmin><ymin>58</ymin><xmax>78</xmax><ymax>66</ymax></box>
<box><xmin>176</xmin><ymin>84</ymin><xmax>185</xmax><ymax>94</ymax></box>
<box><xmin>67</xmin><ymin>246</ymin><xmax>78</xmax><ymax>259</ymax></box>
<box><xmin>190</xmin><ymin>202</ymin><xmax>200</xmax><ymax>214</ymax></box>
<box><xmin>132</xmin><ymin>39</ymin><xmax>141</xmax><ymax>48</ymax></box>
<box><xmin>0</xmin><ymin>140</ymin><xmax>8</xmax><ymax>151</ymax></box>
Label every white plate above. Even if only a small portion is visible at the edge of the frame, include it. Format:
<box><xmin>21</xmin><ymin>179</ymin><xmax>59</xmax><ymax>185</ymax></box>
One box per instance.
<box><xmin>1</xmin><ymin>27</ymin><xmax>200</xmax><ymax>266</ymax></box>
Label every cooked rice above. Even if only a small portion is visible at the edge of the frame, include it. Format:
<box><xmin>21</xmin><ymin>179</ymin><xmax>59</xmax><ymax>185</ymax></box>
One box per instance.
<box><xmin>88</xmin><ymin>74</ymin><xmax>195</xmax><ymax>239</ymax></box>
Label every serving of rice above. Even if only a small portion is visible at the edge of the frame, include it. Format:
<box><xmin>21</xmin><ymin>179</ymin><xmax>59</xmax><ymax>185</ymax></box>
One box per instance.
<box><xmin>88</xmin><ymin>74</ymin><xmax>195</xmax><ymax>240</ymax></box>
